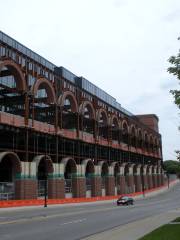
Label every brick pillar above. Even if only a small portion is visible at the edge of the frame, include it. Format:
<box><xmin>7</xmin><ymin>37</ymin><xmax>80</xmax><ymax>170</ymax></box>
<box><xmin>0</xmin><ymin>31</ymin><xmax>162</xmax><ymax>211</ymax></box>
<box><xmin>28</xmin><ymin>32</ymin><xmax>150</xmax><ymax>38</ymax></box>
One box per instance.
<box><xmin>161</xmin><ymin>174</ymin><xmax>165</xmax><ymax>185</ymax></box>
<box><xmin>134</xmin><ymin>175</ymin><xmax>142</xmax><ymax>192</ymax></box>
<box><xmin>143</xmin><ymin>175</ymin><xmax>148</xmax><ymax>190</ymax></box>
<box><xmin>148</xmin><ymin>174</ymin><xmax>153</xmax><ymax>189</ymax></box>
<box><xmin>126</xmin><ymin>175</ymin><xmax>134</xmax><ymax>193</ymax></box>
<box><xmin>48</xmin><ymin>178</ymin><xmax>65</xmax><ymax>199</ymax></box>
<box><xmin>91</xmin><ymin>176</ymin><xmax>102</xmax><ymax>197</ymax></box>
<box><xmin>105</xmin><ymin>176</ymin><xmax>115</xmax><ymax>196</ymax></box>
<box><xmin>72</xmin><ymin>177</ymin><xmax>86</xmax><ymax>198</ymax></box>
<box><xmin>152</xmin><ymin>174</ymin><xmax>158</xmax><ymax>188</ymax></box>
<box><xmin>157</xmin><ymin>174</ymin><xmax>161</xmax><ymax>187</ymax></box>
<box><xmin>15</xmin><ymin>179</ymin><xmax>37</xmax><ymax>200</ymax></box>
<box><xmin>118</xmin><ymin>175</ymin><xmax>126</xmax><ymax>194</ymax></box>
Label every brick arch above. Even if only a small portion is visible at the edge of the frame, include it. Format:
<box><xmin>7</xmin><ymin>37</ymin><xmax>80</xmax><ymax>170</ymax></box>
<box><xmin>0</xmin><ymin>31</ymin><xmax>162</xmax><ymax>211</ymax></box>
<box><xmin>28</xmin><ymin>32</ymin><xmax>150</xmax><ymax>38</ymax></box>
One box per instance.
<box><xmin>0</xmin><ymin>151</ymin><xmax>22</xmax><ymax>173</ymax></box>
<box><xmin>152</xmin><ymin>165</ymin><xmax>158</xmax><ymax>174</ymax></box>
<box><xmin>0</xmin><ymin>59</ymin><xmax>27</xmax><ymax>92</ymax></box>
<box><xmin>61</xmin><ymin>157</ymin><xmax>77</xmax><ymax>174</ymax></box>
<box><xmin>96</xmin><ymin>108</ymin><xmax>108</xmax><ymax>124</ymax></box>
<box><xmin>98</xmin><ymin>161</ymin><xmax>109</xmax><ymax>175</ymax></box>
<box><xmin>138</xmin><ymin>128</ymin><xmax>143</xmax><ymax>139</ymax></box>
<box><xmin>32</xmin><ymin>155</ymin><xmax>54</xmax><ymax>174</ymax></box>
<box><xmin>133</xmin><ymin>164</ymin><xmax>143</xmax><ymax>174</ymax></box>
<box><xmin>31</xmin><ymin>78</ymin><xmax>56</xmax><ymax>104</ymax></box>
<box><xmin>122</xmin><ymin>120</ymin><xmax>129</xmax><ymax>133</ymax></box>
<box><xmin>58</xmin><ymin>91</ymin><xmax>78</xmax><ymax>113</ymax></box>
<box><xmin>111</xmin><ymin>162</ymin><xmax>120</xmax><ymax>175</ymax></box>
<box><xmin>130</xmin><ymin>125</ymin><xmax>137</xmax><ymax>136</ymax></box>
<box><xmin>110</xmin><ymin>115</ymin><xmax>120</xmax><ymax>128</ymax></box>
<box><xmin>82</xmin><ymin>159</ymin><xmax>95</xmax><ymax>174</ymax></box>
<box><xmin>79</xmin><ymin>100</ymin><xmax>95</xmax><ymax>119</ymax></box>
<box><xmin>144</xmin><ymin>131</ymin><xmax>149</xmax><ymax>141</ymax></box>
<box><xmin>121</xmin><ymin>163</ymin><xmax>129</xmax><ymax>175</ymax></box>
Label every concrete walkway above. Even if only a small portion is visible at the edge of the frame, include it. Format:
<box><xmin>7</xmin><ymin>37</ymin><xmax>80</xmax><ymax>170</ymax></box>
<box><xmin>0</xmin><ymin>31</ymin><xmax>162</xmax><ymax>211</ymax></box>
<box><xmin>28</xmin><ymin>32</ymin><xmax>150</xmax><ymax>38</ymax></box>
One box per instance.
<box><xmin>83</xmin><ymin>208</ymin><xmax>180</xmax><ymax>240</ymax></box>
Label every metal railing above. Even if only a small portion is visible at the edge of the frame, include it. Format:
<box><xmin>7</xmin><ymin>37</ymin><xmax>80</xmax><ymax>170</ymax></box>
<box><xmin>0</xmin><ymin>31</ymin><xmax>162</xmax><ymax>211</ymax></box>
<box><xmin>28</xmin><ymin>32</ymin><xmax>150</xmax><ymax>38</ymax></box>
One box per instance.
<box><xmin>0</xmin><ymin>182</ymin><xmax>14</xmax><ymax>200</ymax></box>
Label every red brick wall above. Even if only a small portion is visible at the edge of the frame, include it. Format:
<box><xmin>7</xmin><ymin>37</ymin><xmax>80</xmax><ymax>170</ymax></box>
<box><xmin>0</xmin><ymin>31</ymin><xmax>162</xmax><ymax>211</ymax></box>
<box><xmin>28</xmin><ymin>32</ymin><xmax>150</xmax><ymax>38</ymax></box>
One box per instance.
<box><xmin>105</xmin><ymin>176</ymin><xmax>115</xmax><ymax>196</ymax></box>
<box><xmin>48</xmin><ymin>179</ymin><xmax>65</xmax><ymax>199</ymax></box>
<box><xmin>134</xmin><ymin>175</ymin><xmax>142</xmax><ymax>192</ymax></box>
<box><xmin>152</xmin><ymin>175</ymin><xmax>158</xmax><ymax>188</ymax></box>
<box><xmin>148</xmin><ymin>175</ymin><xmax>153</xmax><ymax>189</ymax></box>
<box><xmin>72</xmin><ymin>177</ymin><xmax>86</xmax><ymax>198</ymax></box>
<box><xmin>118</xmin><ymin>176</ymin><xmax>126</xmax><ymax>194</ymax></box>
<box><xmin>91</xmin><ymin>176</ymin><xmax>102</xmax><ymax>197</ymax></box>
<box><xmin>135</xmin><ymin>114</ymin><xmax>159</xmax><ymax>132</ymax></box>
<box><xmin>15</xmin><ymin>179</ymin><xmax>37</xmax><ymax>200</ymax></box>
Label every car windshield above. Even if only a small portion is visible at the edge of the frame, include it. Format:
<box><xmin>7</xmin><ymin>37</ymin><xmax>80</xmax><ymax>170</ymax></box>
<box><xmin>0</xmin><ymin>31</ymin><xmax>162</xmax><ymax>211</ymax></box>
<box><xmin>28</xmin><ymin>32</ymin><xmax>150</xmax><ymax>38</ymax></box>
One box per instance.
<box><xmin>119</xmin><ymin>196</ymin><xmax>129</xmax><ymax>200</ymax></box>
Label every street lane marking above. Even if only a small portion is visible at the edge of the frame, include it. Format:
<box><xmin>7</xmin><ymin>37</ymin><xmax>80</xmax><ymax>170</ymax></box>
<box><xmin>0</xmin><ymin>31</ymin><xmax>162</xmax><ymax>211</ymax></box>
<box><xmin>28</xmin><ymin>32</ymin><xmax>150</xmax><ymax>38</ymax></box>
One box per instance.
<box><xmin>60</xmin><ymin>218</ymin><xmax>86</xmax><ymax>226</ymax></box>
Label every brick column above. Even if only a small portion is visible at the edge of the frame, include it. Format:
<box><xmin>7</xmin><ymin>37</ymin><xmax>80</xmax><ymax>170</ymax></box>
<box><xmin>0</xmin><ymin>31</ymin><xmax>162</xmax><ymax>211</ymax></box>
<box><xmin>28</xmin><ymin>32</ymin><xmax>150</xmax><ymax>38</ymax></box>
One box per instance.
<box><xmin>134</xmin><ymin>175</ymin><xmax>142</xmax><ymax>192</ymax></box>
<box><xmin>48</xmin><ymin>178</ymin><xmax>65</xmax><ymax>199</ymax></box>
<box><xmin>152</xmin><ymin>174</ymin><xmax>158</xmax><ymax>188</ymax></box>
<box><xmin>143</xmin><ymin>175</ymin><xmax>148</xmax><ymax>190</ymax></box>
<box><xmin>117</xmin><ymin>175</ymin><xmax>125</xmax><ymax>194</ymax></box>
<box><xmin>91</xmin><ymin>176</ymin><xmax>102</xmax><ymax>197</ymax></box>
<box><xmin>72</xmin><ymin>177</ymin><xmax>86</xmax><ymax>198</ymax></box>
<box><xmin>157</xmin><ymin>174</ymin><xmax>161</xmax><ymax>187</ymax></box>
<box><xmin>142</xmin><ymin>165</ymin><xmax>148</xmax><ymax>191</ymax></box>
<box><xmin>161</xmin><ymin>174</ymin><xmax>165</xmax><ymax>185</ymax></box>
<box><xmin>147</xmin><ymin>174</ymin><xmax>153</xmax><ymax>189</ymax></box>
<box><xmin>125</xmin><ymin>175</ymin><xmax>134</xmax><ymax>193</ymax></box>
<box><xmin>105</xmin><ymin>176</ymin><xmax>115</xmax><ymax>196</ymax></box>
<box><xmin>15</xmin><ymin>177</ymin><xmax>37</xmax><ymax>200</ymax></box>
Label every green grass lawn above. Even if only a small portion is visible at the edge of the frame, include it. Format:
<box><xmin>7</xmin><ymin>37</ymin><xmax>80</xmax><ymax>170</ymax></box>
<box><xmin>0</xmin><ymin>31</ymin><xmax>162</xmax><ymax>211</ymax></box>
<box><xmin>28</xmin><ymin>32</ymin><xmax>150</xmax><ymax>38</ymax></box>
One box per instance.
<box><xmin>139</xmin><ymin>224</ymin><xmax>180</xmax><ymax>240</ymax></box>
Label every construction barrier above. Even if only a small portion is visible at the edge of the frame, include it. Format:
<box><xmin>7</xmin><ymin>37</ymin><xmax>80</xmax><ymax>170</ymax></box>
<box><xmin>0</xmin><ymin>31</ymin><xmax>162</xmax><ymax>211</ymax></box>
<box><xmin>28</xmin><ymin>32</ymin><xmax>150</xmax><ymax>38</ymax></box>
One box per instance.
<box><xmin>0</xmin><ymin>179</ymin><xmax>178</xmax><ymax>208</ymax></box>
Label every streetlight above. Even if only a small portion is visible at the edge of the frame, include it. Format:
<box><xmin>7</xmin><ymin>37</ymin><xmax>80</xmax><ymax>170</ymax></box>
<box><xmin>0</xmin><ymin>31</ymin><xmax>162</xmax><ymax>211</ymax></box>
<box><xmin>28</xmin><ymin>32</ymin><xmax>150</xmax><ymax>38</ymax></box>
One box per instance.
<box><xmin>164</xmin><ymin>171</ymin><xmax>169</xmax><ymax>189</ymax></box>
<box><xmin>44</xmin><ymin>136</ymin><xmax>48</xmax><ymax>208</ymax></box>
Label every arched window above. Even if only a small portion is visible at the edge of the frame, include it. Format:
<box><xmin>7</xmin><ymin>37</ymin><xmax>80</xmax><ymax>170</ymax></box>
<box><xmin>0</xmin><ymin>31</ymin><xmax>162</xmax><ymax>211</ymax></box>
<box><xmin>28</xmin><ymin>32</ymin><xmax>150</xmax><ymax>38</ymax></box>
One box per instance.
<box><xmin>80</xmin><ymin>101</ymin><xmax>95</xmax><ymax>135</ymax></box>
<box><xmin>144</xmin><ymin>133</ymin><xmax>149</xmax><ymax>151</ymax></box>
<box><xmin>111</xmin><ymin>117</ymin><xmax>119</xmax><ymax>142</ymax></box>
<box><xmin>0</xmin><ymin>60</ymin><xmax>26</xmax><ymax>117</ymax></box>
<box><xmin>122</xmin><ymin>121</ymin><xmax>129</xmax><ymax>144</ymax></box>
<box><xmin>130</xmin><ymin>126</ymin><xmax>136</xmax><ymax>147</ymax></box>
<box><xmin>98</xmin><ymin>110</ymin><xmax>108</xmax><ymax>139</ymax></box>
<box><xmin>31</xmin><ymin>78</ymin><xmax>56</xmax><ymax>124</ymax></box>
<box><xmin>138</xmin><ymin>129</ymin><xmax>143</xmax><ymax>148</ymax></box>
<box><xmin>58</xmin><ymin>92</ymin><xmax>78</xmax><ymax>130</ymax></box>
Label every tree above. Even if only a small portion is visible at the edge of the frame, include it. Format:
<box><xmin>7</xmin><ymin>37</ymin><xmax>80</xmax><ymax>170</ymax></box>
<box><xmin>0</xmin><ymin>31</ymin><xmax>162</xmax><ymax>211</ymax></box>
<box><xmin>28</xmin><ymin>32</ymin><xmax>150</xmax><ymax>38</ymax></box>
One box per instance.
<box><xmin>163</xmin><ymin>160</ymin><xmax>180</xmax><ymax>176</ymax></box>
<box><xmin>167</xmin><ymin>38</ymin><xmax>180</xmax><ymax>162</ymax></box>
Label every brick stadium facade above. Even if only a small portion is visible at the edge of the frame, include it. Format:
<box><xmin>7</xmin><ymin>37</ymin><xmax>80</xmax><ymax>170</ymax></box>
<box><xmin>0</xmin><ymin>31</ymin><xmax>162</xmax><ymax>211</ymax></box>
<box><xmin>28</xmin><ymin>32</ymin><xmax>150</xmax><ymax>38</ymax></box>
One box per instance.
<box><xmin>0</xmin><ymin>31</ymin><xmax>164</xmax><ymax>200</ymax></box>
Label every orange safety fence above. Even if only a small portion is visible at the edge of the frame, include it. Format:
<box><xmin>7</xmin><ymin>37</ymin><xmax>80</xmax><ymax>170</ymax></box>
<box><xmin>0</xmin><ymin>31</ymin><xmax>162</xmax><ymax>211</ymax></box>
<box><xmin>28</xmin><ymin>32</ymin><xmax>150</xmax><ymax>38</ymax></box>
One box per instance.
<box><xmin>0</xmin><ymin>179</ymin><xmax>178</xmax><ymax>208</ymax></box>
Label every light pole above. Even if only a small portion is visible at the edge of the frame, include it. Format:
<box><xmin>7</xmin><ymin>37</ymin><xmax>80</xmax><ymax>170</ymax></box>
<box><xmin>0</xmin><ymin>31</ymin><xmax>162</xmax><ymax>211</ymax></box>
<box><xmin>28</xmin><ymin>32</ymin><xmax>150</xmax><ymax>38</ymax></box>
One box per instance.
<box><xmin>44</xmin><ymin>135</ymin><xmax>48</xmax><ymax>208</ymax></box>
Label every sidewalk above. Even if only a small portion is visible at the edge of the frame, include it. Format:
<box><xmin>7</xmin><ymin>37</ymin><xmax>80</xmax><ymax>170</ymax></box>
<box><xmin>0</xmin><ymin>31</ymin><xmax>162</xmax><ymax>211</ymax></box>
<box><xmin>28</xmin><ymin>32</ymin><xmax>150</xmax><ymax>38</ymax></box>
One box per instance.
<box><xmin>83</xmin><ymin>208</ymin><xmax>180</xmax><ymax>240</ymax></box>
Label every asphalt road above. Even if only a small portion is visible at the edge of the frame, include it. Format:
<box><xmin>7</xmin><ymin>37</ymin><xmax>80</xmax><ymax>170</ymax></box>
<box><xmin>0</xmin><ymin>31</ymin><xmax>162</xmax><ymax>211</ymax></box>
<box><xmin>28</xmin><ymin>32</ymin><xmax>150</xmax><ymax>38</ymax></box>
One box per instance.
<box><xmin>0</xmin><ymin>184</ymin><xmax>180</xmax><ymax>240</ymax></box>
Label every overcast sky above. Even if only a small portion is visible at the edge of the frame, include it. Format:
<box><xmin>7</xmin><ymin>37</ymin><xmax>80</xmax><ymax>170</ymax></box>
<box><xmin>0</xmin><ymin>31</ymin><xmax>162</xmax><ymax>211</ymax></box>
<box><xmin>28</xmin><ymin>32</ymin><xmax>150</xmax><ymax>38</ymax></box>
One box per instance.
<box><xmin>1</xmin><ymin>0</ymin><xmax>180</xmax><ymax>160</ymax></box>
